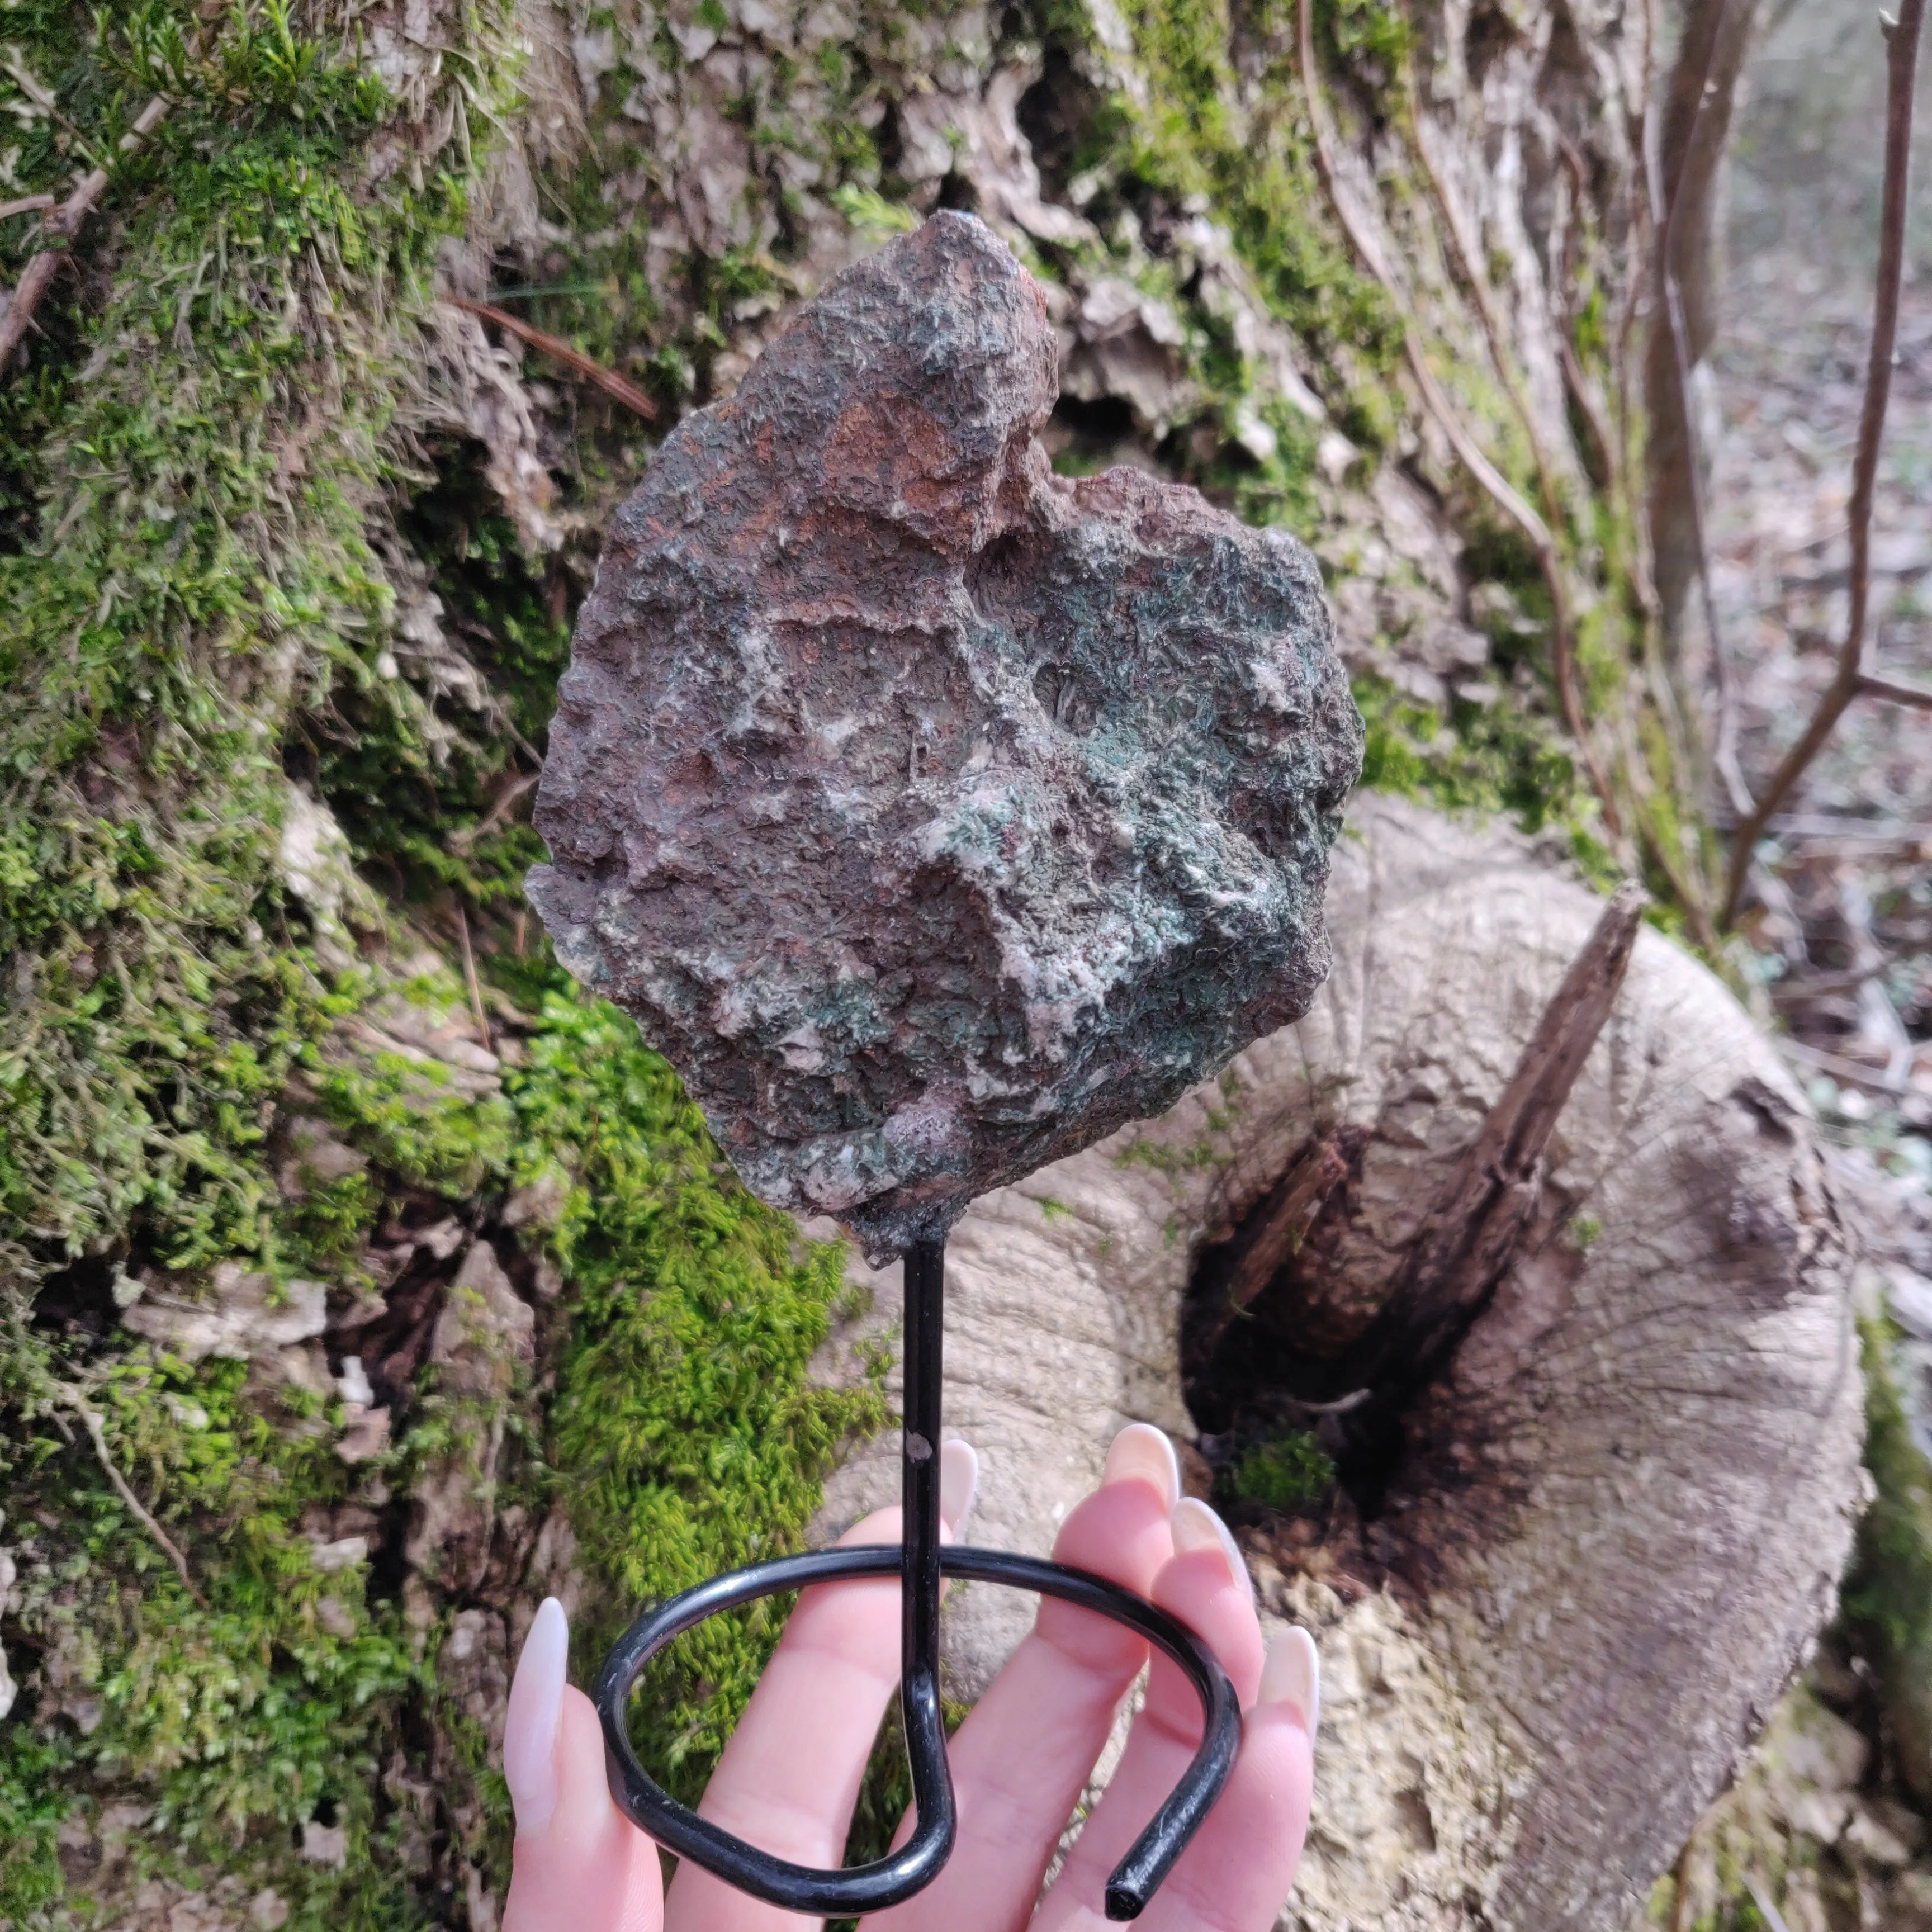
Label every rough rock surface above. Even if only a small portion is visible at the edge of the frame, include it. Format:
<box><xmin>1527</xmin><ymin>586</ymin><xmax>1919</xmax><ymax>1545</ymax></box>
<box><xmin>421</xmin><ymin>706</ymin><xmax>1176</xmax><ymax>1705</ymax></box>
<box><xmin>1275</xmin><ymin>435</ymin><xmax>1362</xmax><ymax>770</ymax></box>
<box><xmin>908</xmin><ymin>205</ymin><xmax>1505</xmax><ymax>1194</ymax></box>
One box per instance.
<box><xmin>530</xmin><ymin>213</ymin><xmax>1362</xmax><ymax>1259</ymax></box>
<box><xmin>815</xmin><ymin>792</ymin><xmax>1864</xmax><ymax>1931</ymax></box>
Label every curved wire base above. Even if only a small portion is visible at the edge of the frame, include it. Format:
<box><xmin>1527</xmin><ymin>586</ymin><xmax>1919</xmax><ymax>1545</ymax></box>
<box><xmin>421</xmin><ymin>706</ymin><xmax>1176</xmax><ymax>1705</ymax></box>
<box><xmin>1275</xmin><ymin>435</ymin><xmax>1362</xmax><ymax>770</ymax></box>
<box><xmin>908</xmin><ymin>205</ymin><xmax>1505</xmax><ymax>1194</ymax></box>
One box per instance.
<box><xmin>594</xmin><ymin>1542</ymin><xmax>1242</xmax><ymax>1922</ymax></box>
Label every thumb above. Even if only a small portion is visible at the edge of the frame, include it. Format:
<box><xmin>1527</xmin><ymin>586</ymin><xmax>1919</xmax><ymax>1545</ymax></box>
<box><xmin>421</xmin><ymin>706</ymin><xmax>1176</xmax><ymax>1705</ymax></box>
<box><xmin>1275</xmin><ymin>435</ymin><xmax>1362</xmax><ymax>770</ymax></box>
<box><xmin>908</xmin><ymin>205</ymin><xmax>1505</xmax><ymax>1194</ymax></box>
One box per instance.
<box><xmin>503</xmin><ymin>1599</ymin><xmax>663</xmax><ymax>1932</ymax></box>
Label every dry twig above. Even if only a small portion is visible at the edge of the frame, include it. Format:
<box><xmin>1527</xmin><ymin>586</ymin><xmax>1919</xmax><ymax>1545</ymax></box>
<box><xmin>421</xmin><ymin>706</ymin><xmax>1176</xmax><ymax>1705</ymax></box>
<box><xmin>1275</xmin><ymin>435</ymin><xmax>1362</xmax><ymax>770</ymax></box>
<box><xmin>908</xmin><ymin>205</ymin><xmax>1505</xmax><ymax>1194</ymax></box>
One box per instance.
<box><xmin>57</xmin><ymin>1386</ymin><xmax>205</xmax><ymax>1606</ymax></box>
<box><xmin>454</xmin><ymin>903</ymin><xmax>493</xmax><ymax>1055</ymax></box>
<box><xmin>1550</xmin><ymin>133</ymin><xmax>1625</xmax><ymax>498</ymax></box>
<box><xmin>1742</xmin><ymin>1873</ymin><xmax>1794</xmax><ymax>1932</ymax></box>
<box><xmin>1669</xmin><ymin>1832</ymin><xmax>1698</xmax><ymax>1932</ymax></box>
<box><xmin>446</xmin><ymin>294</ymin><xmax>659</xmax><ymax>420</ymax></box>
<box><xmin>1721</xmin><ymin>0</ymin><xmax>1928</xmax><ymax>927</ymax></box>
<box><xmin>0</xmin><ymin>93</ymin><xmax>172</xmax><ymax>374</ymax></box>
<box><xmin>1858</xmin><ymin>669</ymin><xmax>1932</xmax><ymax>712</ymax></box>
<box><xmin>448</xmin><ymin>767</ymin><xmax>539</xmax><ymax>851</ymax></box>
<box><xmin>1298</xmin><ymin>0</ymin><xmax>1622</xmax><ymax>834</ymax></box>
<box><xmin>1405</xmin><ymin>82</ymin><xmax>1597</xmax><ymax>744</ymax></box>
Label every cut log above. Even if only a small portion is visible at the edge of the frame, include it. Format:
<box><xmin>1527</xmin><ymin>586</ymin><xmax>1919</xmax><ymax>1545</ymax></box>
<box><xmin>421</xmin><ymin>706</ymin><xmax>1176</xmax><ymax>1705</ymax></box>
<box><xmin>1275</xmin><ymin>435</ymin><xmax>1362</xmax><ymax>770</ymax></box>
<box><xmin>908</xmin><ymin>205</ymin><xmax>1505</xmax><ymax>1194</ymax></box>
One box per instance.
<box><xmin>815</xmin><ymin>793</ymin><xmax>1864</xmax><ymax>1932</ymax></box>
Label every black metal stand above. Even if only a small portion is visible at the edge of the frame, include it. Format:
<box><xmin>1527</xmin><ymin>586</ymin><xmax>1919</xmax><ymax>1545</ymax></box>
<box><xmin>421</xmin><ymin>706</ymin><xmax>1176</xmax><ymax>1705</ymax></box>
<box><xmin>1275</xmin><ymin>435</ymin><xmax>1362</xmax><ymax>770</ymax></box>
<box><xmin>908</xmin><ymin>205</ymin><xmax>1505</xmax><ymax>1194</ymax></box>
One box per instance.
<box><xmin>593</xmin><ymin>1236</ymin><xmax>1241</xmax><ymax>1922</ymax></box>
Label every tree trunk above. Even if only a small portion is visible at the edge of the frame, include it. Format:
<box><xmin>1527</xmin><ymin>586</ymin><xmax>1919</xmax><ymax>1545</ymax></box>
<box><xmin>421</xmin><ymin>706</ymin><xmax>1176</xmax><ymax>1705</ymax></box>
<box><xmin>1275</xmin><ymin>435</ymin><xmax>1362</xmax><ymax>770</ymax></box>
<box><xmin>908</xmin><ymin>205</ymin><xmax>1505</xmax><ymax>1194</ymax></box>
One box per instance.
<box><xmin>819</xmin><ymin>792</ymin><xmax>1864</xmax><ymax>1932</ymax></box>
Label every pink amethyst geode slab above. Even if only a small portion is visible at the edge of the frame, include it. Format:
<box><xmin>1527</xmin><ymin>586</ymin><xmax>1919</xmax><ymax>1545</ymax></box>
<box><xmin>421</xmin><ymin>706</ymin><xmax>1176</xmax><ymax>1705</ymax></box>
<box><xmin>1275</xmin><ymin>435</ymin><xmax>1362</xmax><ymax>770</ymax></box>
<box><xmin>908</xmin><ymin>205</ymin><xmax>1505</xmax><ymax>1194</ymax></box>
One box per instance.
<box><xmin>528</xmin><ymin>214</ymin><xmax>1363</xmax><ymax>1262</ymax></box>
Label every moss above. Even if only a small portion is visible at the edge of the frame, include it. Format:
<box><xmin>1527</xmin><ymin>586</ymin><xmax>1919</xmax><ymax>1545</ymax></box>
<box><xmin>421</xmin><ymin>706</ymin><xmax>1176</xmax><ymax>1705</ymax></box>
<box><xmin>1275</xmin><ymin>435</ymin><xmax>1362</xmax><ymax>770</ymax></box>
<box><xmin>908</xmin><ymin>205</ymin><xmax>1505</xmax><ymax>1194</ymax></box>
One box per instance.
<box><xmin>0</xmin><ymin>5</ymin><xmax>523</xmax><ymax>1898</ymax></box>
<box><xmin>1229</xmin><ymin>1431</ymin><xmax>1334</xmax><ymax>1510</ymax></box>
<box><xmin>0</xmin><ymin>970</ymin><xmax>883</xmax><ymax>1924</ymax></box>
<box><xmin>1059</xmin><ymin>0</ymin><xmax>1405</xmax><ymax>447</ymax></box>
<box><xmin>1353</xmin><ymin>675</ymin><xmax>1620</xmax><ymax>879</ymax></box>
<box><xmin>0</xmin><ymin>0</ymin><xmax>493</xmax><ymax>1287</ymax></box>
<box><xmin>517</xmin><ymin>983</ymin><xmax>889</xmax><ymax>1806</ymax></box>
<box><xmin>1316</xmin><ymin>0</ymin><xmax>1412</xmax><ymax>68</ymax></box>
<box><xmin>1844</xmin><ymin>1311</ymin><xmax>1932</xmax><ymax>1782</ymax></box>
<box><xmin>0</xmin><ymin>1348</ymin><xmax>427</xmax><ymax>1926</ymax></box>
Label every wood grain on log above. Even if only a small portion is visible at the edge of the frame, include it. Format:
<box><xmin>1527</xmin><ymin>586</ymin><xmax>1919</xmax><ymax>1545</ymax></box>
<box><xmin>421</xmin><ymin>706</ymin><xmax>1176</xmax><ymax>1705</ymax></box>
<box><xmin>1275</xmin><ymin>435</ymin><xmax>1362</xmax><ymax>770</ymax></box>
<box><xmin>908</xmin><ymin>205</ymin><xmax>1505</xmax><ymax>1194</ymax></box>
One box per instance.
<box><xmin>815</xmin><ymin>795</ymin><xmax>1862</xmax><ymax>1932</ymax></box>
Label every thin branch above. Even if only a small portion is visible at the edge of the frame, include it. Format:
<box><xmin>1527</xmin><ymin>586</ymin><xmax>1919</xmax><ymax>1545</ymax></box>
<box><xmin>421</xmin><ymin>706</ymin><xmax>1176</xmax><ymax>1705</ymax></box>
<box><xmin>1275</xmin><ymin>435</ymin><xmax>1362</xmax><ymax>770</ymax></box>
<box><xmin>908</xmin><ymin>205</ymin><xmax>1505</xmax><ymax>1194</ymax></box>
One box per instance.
<box><xmin>1779</xmin><ymin>1034</ymin><xmax>1927</xmax><ymax>1099</ymax></box>
<box><xmin>1555</xmin><ymin>324</ymin><xmax>1621</xmax><ymax>502</ymax></box>
<box><xmin>1859</xmin><ymin>670</ymin><xmax>1932</xmax><ymax>712</ymax></box>
<box><xmin>1643</xmin><ymin>2</ymin><xmax>1751</xmax><ymax>821</ymax></box>
<box><xmin>1669</xmin><ymin>1832</ymin><xmax>1698</xmax><ymax>1932</ymax></box>
<box><xmin>1742</xmin><ymin>1876</ymin><xmax>1794</xmax><ymax>1932</ymax></box>
<box><xmin>58</xmin><ymin>1387</ymin><xmax>206</xmax><ymax>1606</ymax></box>
<box><xmin>1721</xmin><ymin>0</ymin><xmax>1927</xmax><ymax>927</ymax></box>
<box><xmin>0</xmin><ymin>193</ymin><xmax>55</xmax><ymax>221</ymax></box>
<box><xmin>454</xmin><ymin>903</ymin><xmax>493</xmax><ymax>1055</ymax></box>
<box><xmin>0</xmin><ymin>92</ymin><xmax>172</xmax><ymax>375</ymax></box>
<box><xmin>1633</xmin><ymin>790</ymin><xmax>1722</xmax><ymax>957</ymax></box>
<box><xmin>1297</xmin><ymin>1</ymin><xmax>1545</xmax><ymax>550</ymax></box>
<box><xmin>1546</xmin><ymin>132</ymin><xmax>1623</xmax><ymax>503</ymax></box>
<box><xmin>1299</xmin><ymin>0</ymin><xmax>1621</xmax><ymax>833</ymax></box>
<box><xmin>448</xmin><ymin>767</ymin><xmax>539</xmax><ymax>851</ymax></box>
<box><xmin>1406</xmin><ymin>84</ymin><xmax>1569</xmax><ymax>539</ymax></box>
<box><xmin>446</xmin><ymin>294</ymin><xmax>659</xmax><ymax>420</ymax></box>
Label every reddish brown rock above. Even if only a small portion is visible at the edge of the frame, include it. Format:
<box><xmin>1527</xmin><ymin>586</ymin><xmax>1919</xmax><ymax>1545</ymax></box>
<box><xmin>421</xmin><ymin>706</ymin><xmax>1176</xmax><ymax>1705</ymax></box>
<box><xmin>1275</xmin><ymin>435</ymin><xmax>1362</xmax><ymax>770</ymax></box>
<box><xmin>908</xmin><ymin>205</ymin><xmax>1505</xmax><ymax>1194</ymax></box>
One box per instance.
<box><xmin>529</xmin><ymin>214</ymin><xmax>1361</xmax><ymax>1260</ymax></box>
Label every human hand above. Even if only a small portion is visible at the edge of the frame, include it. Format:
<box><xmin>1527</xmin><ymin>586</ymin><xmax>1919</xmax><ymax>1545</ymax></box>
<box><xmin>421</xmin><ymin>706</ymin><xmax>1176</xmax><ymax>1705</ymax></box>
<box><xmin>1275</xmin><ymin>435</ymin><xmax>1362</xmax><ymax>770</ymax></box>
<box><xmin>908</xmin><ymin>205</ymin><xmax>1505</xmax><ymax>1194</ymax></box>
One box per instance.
<box><xmin>501</xmin><ymin>1427</ymin><xmax>1319</xmax><ymax>1931</ymax></box>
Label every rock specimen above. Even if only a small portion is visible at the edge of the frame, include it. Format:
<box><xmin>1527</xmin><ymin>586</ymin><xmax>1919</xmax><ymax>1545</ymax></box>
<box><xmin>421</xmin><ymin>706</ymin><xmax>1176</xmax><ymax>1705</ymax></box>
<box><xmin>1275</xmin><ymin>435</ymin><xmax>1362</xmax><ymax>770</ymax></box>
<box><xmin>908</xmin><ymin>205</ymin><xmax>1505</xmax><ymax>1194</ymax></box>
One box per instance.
<box><xmin>530</xmin><ymin>213</ymin><xmax>1362</xmax><ymax>1259</ymax></box>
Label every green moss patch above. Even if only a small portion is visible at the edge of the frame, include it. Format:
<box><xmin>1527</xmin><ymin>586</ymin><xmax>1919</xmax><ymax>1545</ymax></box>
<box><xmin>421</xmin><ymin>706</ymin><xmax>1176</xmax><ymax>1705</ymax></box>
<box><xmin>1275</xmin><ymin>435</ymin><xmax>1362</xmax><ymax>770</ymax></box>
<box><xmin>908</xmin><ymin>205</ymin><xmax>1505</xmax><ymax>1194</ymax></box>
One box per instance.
<box><xmin>1229</xmin><ymin>1431</ymin><xmax>1335</xmax><ymax>1511</ymax></box>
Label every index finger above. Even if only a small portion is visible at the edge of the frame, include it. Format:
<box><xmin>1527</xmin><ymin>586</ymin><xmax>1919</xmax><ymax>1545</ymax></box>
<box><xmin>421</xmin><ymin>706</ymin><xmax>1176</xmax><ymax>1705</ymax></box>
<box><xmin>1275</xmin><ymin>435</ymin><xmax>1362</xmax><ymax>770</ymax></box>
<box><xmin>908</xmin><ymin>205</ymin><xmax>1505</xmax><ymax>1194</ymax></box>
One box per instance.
<box><xmin>664</xmin><ymin>1440</ymin><xmax>977</xmax><ymax>1932</ymax></box>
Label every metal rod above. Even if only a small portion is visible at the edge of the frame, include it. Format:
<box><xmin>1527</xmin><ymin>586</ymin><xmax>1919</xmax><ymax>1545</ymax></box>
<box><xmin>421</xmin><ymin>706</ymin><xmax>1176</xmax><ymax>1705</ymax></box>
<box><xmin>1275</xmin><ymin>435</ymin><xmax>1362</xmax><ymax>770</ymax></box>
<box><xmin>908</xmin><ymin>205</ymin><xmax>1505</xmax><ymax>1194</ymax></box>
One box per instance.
<box><xmin>896</xmin><ymin>1235</ymin><xmax>955</xmax><ymax>1882</ymax></box>
<box><xmin>591</xmin><ymin>1232</ymin><xmax>1242</xmax><ymax>1920</ymax></box>
<box><xmin>594</xmin><ymin>1545</ymin><xmax>1240</xmax><ymax>1919</ymax></box>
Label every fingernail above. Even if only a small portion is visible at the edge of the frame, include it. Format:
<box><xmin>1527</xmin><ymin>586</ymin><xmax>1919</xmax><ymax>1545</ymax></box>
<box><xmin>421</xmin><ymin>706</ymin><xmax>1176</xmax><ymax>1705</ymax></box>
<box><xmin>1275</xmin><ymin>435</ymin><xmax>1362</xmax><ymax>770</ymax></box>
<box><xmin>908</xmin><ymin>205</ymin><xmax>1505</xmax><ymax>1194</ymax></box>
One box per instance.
<box><xmin>1103</xmin><ymin>1422</ymin><xmax>1181</xmax><ymax>1512</ymax></box>
<box><xmin>940</xmin><ymin>1437</ymin><xmax>979</xmax><ymax>1532</ymax></box>
<box><xmin>1171</xmin><ymin>1497</ymin><xmax>1253</xmax><ymax>1606</ymax></box>
<box><xmin>1261</xmin><ymin>1625</ymin><xmax>1320</xmax><ymax>1738</ymax></box>
<box><xmin>504</xmin><ymin>1597</ymin><xmax>569</xmax><ymax>1835</ymax></box>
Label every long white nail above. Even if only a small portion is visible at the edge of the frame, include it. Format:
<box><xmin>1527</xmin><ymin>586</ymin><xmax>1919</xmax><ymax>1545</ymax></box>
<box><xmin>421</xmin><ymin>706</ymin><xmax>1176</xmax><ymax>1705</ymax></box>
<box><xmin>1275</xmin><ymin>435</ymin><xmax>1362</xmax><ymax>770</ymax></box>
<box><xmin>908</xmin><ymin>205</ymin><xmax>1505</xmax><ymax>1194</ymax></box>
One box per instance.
<box><xmin>1171</xmin><ymin>1498</ymin><xmax>1253</xmax><ymax>1607</ymax></box>
<box><xmin>504</xmin><ymin>1597</ymin><xmax>569</xmax><ymax>1835</ymax></box>
<box><xmin>1103</xmin><ymin>1422</ymin><xmax>1181</xmax><ymax>1512</ymax></box>
<box><xmin>1262</xmin><ymin>1626</ymin><xmax>1320</xmax><ymax>1738</ymax></box>
<box><xmin>940</xmin><ymin>1437</ymin><xmax>979</xmax><ymax>1532</ymax></box>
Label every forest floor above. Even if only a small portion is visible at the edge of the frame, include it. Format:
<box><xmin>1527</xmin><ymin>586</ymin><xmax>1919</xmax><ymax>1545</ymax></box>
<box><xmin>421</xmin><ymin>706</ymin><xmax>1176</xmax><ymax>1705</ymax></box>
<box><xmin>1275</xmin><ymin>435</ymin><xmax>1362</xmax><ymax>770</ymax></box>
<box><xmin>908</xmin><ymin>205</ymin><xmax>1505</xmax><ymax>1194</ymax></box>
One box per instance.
<box><xmin>1709</xmin><ymin>248</ymin><xmax>1932</xmax><ymax>1189</ymax></box>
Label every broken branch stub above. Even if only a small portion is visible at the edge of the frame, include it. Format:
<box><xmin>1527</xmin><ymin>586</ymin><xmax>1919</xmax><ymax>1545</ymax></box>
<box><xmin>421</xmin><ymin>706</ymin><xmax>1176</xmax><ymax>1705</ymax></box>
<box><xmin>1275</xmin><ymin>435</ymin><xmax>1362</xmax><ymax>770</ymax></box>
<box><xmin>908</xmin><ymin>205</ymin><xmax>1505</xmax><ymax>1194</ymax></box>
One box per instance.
<box><xmin>530</xmin><ymin>214</ymin><xmax>1363</xmax><ymax>1261</ymax></box>
<box><xmin>1358</xmin><ymin>878</ymin><xmax>1648</xmax><ymax>1393</ymax></box>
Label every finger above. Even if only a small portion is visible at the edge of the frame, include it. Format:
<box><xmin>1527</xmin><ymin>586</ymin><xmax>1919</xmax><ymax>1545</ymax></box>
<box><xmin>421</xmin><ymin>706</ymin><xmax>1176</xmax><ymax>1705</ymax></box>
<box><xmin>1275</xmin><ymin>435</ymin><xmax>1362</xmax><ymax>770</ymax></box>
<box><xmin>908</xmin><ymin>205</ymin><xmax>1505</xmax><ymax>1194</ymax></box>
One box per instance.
<box><xmin>1033</xmin><ymin>1499</ymin><xmax>1270</xmax><ymax>1932</ymax></box>
<box><xmin>1127</xmin><ymin>1626</ymin><xmax>1318</xmax><ymax>1932</ymax></box>
<box><xmin>864</xmin><ymin>1423</ymin><xmax>1181</xmax><ymax>1932</ymax></box>
<box><xmin>504</xmin><ymin>1598</ymin><xmax>663</xmax><ymax>1932</ymax></box>
<box><xmin>666</xmin><ymin>1439</ymin><xmax>978</xmax><ymax>1932</ymax></box>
